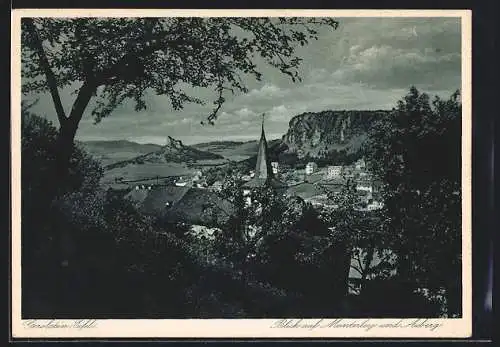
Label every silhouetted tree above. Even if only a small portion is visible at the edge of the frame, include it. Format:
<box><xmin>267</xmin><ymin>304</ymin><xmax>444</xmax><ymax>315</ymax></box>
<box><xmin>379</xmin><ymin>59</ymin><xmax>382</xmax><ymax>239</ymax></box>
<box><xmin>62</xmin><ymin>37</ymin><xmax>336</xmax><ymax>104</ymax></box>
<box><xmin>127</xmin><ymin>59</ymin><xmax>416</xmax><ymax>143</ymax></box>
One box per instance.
<box><xmin>22</xmin><ymin>17</ymin><xmax>339</xmax><ymax>173</ymax></box>
<box><xmin>364</xmin><ymin>86</ymin><xmax>462</xmax><ymax>316</ymax></box>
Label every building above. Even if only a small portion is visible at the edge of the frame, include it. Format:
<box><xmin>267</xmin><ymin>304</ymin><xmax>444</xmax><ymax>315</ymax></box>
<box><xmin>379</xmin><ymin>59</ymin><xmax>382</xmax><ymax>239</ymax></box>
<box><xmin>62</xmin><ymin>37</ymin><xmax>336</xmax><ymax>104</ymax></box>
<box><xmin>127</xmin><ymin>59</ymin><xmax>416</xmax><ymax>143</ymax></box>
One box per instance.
<box><xmin>326</xmin><ymin>165</ymin><xmax>343</xmax><ymax>179</ymax></box>
<box><xmin>241</xmin><ymin>174</ymin><xmax>252</xmax><ymax>182</ymax></box>
<box><xmin>125</xmin><ymin>185</ymin><xmax>234</xmax><ymax>227</ymax></box>
<box><xmin>134</xmin><ymin>184</ymin><xmax>153</xmax><ymax>190</ymax></box>
<box><xmin>189</xmin><ymin>225</ymin><xmax>220</xmax><ymax>241</ymax></box>
<box><xmin>365</xmin><ymin>200</ymin><xmax>383</xmax><ymax>211</ymax></box>
<box><xmin>271</xmin><ymin>161</ymin><xmax>279</xmax><ymax>174</ymax></box>
<box><xmin>127</xmin><ymin>185</ymin><xmax>190</xmax><ymax>214</ymax></box>
<box><xmin>192</xmin><ymin>170</ymin><xmax>203</xmax><ymax>182</ymax></box>
<box><xmin>305</xmin><ymin>162</ymin><xmax>318</xmax><ymax>175</ymax></box>
<box><xmin>355</xmin><ymin>158</ymin><xmax>366</xmax><ymax>170</ymax></box>
<box><xmin>175</xmin><ymin>176</ymin><xmax>192</xmax><ymax>187</ymax></box>
<box><xmin>342</xmin><ymin>166</ymin><xmax>356</xmax><ymax>178</ymax></box>
<box><xmin>356</xmin><ymin>180</ymin><xmax>373</xmax><ymax>194</ymax></box>
<box><xmin>195</xmin><ymin>178</ymin><xmax>208</xmax><ymax>188</ymax></box>
<box><xmin>242</xmin><ymin>116</ymin><xmax>287</xmax><ymax>200</ymax></box>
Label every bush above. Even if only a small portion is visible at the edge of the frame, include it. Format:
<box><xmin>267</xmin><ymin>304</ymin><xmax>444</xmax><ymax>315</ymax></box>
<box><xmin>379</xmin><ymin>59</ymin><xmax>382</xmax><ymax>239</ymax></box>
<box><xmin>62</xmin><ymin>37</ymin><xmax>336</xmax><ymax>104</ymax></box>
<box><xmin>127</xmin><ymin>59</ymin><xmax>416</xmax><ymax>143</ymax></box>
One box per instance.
<box><xmin>21</xmin><ymin>111</ymin><xmax>203</xmax><ymax>317</ymax></box>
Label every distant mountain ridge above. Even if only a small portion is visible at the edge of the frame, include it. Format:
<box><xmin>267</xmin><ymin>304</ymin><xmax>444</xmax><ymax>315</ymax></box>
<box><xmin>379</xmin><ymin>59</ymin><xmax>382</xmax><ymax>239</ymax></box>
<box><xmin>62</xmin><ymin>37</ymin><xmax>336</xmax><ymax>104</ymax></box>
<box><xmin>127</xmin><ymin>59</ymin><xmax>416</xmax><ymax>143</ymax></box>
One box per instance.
<box><xmin>79</xmin><ymin>139</ymin><xmax>161</xmax><ymax>152</ymax></box>
<box><xmin>79</xmin><ymin>140</ymin><xmax>163</xmax><ymax>167</ymax></box>
<box><xmin>82</xmin><ymin>109</ymin><xmax>391</xmax><ymax>172</ymax></box>
<box><xmin>105</xmin><ymin>136</ymin><xmax>224</xmax><ymax>170</ymax></box>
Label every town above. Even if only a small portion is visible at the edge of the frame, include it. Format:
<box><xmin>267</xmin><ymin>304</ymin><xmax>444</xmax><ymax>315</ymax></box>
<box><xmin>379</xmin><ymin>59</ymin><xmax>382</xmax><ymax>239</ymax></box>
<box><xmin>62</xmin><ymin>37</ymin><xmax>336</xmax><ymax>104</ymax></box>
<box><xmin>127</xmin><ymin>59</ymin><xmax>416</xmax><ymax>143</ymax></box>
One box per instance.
<box><xmin>118</xmin><ymin>121</ymin><xmax>383</xmax><ymax>226</ymax></box>
<box><xmin>106</xmin><ymin>120</ymin><xmax>390</xmax><ymax>297</ymax></box>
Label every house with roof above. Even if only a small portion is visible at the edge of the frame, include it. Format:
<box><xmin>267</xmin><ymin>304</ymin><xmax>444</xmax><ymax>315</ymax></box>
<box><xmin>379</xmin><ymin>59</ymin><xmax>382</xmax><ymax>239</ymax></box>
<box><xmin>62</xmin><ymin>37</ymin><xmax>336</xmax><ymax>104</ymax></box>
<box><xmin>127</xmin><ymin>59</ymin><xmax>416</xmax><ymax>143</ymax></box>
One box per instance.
<box><xmin>325</xmin><ymin>165</ymin><xmax>343</xmax><ymax>179</ymax></box>
<box><xmin>355</xmin><ymin>176</ymin><xmax>374</xmax><ymax>204</ymax></box>
<box><xmin>286</xmin><ymin>182</ymin><xmax>322</xmax><ymax>201</ymax></box>
<box><xmin>166</xmin><ymin>188</ymin><xmax>234</xmax><ymax>226</ymax></box>
<box><xmin>127</xmin><ymin>185</ymin><xmax>190</xmax><ymax>211</ymax></box>
<box><xmin>125</xmin><ymin>185</ymin><xmax>235</xmax><ymax>228</ymax></box>
<box><xmin>355</xmin><ymin>158</ymin><xmax>366</xmax><ymax>170</ymax></box>
<box><xmin>356</xmin><ymin>181</ymin><xmax>373</xmax><ymax>194</ymax></box>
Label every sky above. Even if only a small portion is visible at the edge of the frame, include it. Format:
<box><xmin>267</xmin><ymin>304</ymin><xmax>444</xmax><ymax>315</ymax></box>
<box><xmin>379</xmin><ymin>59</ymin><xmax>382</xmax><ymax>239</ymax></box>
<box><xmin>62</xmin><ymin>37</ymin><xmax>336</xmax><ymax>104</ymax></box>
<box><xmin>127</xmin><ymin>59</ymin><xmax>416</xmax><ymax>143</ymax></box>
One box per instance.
<box><xmin>24</xmin><ymin>17</ymin><xmax>462</xmax><ymax>145</ymax></box>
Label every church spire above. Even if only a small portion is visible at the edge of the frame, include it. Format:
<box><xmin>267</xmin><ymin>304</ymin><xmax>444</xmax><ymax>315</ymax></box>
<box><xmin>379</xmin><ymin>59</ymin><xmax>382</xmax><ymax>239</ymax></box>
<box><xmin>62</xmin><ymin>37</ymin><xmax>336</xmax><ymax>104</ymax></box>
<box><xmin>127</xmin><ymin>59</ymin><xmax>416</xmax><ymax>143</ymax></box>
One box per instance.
<box><xmin>242</xmin><ymin>113</ymin><xmax>287</xmax><ymax>190</ymax></box>
<box><xmin>261</xmin><ymin>112</ymin><xmax>266</xmax><ymax>136</ymax></box>
<box><xmin>255</xmin><ymin>113</ymin><xmax>273</xmax><ymax>179</ymax></box>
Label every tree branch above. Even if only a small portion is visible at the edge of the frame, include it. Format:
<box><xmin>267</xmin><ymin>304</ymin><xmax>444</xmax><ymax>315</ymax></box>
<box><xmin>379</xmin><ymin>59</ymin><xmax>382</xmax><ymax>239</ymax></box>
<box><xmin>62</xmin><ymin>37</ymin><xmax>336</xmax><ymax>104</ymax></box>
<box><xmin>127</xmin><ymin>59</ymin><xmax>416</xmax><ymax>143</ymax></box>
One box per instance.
<box><xmin>96</xmin><ymin>36</ymin><xmax>187</xmax><ymax>84</ymax></box>
<box><xmin>24</xmin><ymin>18</ymin><xmax>67</xmax><ymax>126</ymax></box>
<box><xmin>349</xmin><ymin>264</ymin><xmax>364</xmax><ymax>279</ymax></box>
<box><xmin>355</xmin><ymin>254</ymin><xmax>366</xmax><ymax>276</ymax></box>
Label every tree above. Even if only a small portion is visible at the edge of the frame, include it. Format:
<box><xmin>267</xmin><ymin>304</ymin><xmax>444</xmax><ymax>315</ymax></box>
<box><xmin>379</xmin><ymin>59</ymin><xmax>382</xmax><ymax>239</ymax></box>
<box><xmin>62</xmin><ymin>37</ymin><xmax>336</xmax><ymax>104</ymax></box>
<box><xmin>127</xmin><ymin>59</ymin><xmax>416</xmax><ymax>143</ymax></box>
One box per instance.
<box><xmin>320</xmin><ymin>178</ymin><xmax>393</xmax><ymax>290</ymax></box>
<box><xmin>210</xmin><ymin>173</ymin><xmax>250</xmax><ymax>263</ymax></box>
<box><xmin>21</xmin><ymin>109</ymin><xmax>104</xmax><ymax>248</ymax></box>
<box><xmin>21</xmin><ymin>108</ymin><xmax>108</xmax><ymax>316</ymax></box>
<box><xmin>364</xmin><ymin>86</ymin><xmax>462</xmax><ymax>316</ymax></box>
<box><xmin>22</xmin><ymin>17</ymin><xmax>339</xmax><ymax>173</ymax></box>
<box><xmin>20</xmin><ymin>110</ymin><xmax>200</xmax><ymax>316</ymax></box>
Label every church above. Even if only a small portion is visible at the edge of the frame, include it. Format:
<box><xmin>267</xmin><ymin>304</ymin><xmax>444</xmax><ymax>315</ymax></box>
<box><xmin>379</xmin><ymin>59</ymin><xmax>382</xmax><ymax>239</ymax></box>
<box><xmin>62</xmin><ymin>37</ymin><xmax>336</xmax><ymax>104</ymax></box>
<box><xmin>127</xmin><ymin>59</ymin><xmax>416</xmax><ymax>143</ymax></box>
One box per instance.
<box><xmin>242</xmin><ymin>116</ymin><xmax>287</xmax><ymax>204</ymax></box>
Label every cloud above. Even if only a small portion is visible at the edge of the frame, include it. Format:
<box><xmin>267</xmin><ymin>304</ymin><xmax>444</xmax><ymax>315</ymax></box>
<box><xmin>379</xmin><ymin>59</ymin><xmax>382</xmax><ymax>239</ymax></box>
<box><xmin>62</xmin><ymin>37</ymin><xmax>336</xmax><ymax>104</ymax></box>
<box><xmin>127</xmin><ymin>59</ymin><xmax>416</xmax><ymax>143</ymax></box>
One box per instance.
<box><xmin>234</xmin><ymin>107</ymin><xmax>257</xmax><ymax>118</ymax></box>
<box><xmin>216</xmin><ymin>108</ymin><xmax>260</xmax><ymax>127</ymax></box>
<box><xmin>307</xmin><ymin>68</ymin><xmax>329</xmax><ymax>82</ymax></box>
<box><xmin>243</xmin><ymin>83</ymin><xmax>287</xmax><ymax>100</ymax></box>
<box><xmin>331</xmin><ymin>44</ymin><xmax>461</xmax><ymax>90</ymax></box>
<box><xmin>268</xmin><ymin>104</ymin><xmax>290</xmax><ymax>122</ymax></box>
<box><xmin>24</xmin><ymin>17</ymin><xmax>461</xmax><ymax>145</ymax></box>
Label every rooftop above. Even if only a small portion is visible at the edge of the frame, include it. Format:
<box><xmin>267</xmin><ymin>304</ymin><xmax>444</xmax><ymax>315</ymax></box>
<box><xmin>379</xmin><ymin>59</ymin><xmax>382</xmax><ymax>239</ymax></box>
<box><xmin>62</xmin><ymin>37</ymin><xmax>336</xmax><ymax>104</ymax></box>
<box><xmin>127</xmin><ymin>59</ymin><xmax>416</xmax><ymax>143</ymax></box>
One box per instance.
<box><xmin>125</xmin><ymin>185</ymin><xmax>235</xmax><ymax>227</ymax></box>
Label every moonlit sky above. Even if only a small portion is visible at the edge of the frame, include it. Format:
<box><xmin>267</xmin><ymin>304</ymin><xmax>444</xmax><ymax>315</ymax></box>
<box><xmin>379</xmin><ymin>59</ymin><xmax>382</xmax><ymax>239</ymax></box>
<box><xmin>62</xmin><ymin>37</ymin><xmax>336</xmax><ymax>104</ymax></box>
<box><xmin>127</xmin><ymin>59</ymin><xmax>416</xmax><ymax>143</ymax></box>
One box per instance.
<box><xmin>24</xmin><ymin>17</ymin><xmax>461</xmax><ymax>145</ymax></box>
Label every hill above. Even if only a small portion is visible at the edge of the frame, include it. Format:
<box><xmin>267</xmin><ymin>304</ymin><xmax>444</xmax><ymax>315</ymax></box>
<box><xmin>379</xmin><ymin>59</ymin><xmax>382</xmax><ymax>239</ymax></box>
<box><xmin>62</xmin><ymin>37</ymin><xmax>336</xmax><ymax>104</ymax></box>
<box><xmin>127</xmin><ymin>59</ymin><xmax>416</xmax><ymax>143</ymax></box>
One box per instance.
<box><xmin>92</xmin><ymin>137</ymin><xmax>227</xmax><ymax>187</ymax></box>
<box><xmin>202</xmin><ymin>110</ymin><xmax>389</xmax><ymax>183</ymax></box>
<box><xmin>215</xmin><ymin>110</ymin><xmax>389</xmax><ymax>172</ymax></box>
<box><xmin>85</xmin><ymin>110</ymin><xmax>389</xmax><ymax>185</ymax></box>
<box><xmin>282</xmin><ymin>110</ymin><xmax>390</xmax><ymax>159</ymax></box>
<box><xmin>79</xmin><ymin>140</ymin><xmax>162</xmax><ymax>166</ymax></box>
<box><xmin>105</xmin><ymin>136</ymin><xmax>225</xmax><ymax>170</ymax></box>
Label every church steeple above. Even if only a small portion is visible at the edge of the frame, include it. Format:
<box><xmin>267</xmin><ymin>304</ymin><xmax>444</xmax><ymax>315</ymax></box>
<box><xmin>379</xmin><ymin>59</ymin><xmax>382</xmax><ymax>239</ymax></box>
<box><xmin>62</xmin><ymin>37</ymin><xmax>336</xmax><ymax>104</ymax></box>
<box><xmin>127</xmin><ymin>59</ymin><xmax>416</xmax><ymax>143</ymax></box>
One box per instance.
<box><xmin>254</xmin><ymin>114</ymin><xmax>274</xmax><ymax>179</ymax></box>
<box><xmin>243</xmin><ymin>113</ymin><xmax>287</xmax><ymax>190</ymax></box>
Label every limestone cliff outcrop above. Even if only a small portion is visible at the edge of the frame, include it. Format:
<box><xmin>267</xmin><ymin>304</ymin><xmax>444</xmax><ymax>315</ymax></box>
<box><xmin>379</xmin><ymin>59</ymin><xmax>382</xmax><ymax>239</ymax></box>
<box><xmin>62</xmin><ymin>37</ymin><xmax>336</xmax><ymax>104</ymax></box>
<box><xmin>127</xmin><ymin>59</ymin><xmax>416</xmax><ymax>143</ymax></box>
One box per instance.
<box><xmin>281</xmin><ymin>110</ymin><xmax>390</xmax><ymax>159</ymax></box>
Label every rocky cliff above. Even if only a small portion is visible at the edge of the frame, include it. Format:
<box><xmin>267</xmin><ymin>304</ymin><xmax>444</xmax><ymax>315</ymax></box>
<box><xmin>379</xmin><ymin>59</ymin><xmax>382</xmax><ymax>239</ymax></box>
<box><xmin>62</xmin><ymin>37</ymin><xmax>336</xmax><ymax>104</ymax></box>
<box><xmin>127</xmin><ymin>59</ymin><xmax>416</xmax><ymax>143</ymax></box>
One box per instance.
<box><xmin>281</xmin><ymin>110</ymin><xmax>390</xmax><ymax>159</ymax></box>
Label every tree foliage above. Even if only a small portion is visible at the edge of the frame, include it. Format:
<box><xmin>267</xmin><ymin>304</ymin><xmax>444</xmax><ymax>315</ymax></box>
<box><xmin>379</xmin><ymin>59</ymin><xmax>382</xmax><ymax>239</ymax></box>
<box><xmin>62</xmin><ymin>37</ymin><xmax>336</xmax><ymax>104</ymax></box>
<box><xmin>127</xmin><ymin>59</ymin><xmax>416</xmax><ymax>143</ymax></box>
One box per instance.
<box><xmin>364</xmin><ymin>86</ymin><xmax>462</xmax><ymax>316</ymax></box>
<box><xmin>21</xmin><ymin>17</ymin><xmax>338</xmax><ymax>162</ymax></box>
<box><xmin>21</xmin><ymin>108</ymin><xmax>104</xmax><ymax>261</ymax></box>
<box><xmin>210</xmin><ymin>177</ymin><xmax>350</xmax><ymax>313</ymax></box>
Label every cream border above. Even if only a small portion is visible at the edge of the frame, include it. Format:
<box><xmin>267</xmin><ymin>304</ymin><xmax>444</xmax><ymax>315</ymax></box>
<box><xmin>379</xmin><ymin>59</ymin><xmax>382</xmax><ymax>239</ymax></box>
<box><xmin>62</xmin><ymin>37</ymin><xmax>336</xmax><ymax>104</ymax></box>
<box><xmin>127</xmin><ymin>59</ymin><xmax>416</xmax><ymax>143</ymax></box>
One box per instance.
<box><xmin>10</xmin><ymin>9</ymin><xmax>472</xmax><ymax>339</ymax></box>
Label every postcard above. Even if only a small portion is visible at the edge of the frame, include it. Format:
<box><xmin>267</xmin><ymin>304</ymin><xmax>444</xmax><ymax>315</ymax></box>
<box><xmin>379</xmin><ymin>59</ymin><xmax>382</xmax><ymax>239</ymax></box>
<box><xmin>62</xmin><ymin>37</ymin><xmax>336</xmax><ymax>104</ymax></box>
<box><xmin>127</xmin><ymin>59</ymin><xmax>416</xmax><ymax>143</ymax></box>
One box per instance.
<box><xmin>11</xmin><ymin>9</ymin><xmax>472</xmax><ymax>339</ymax></box>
